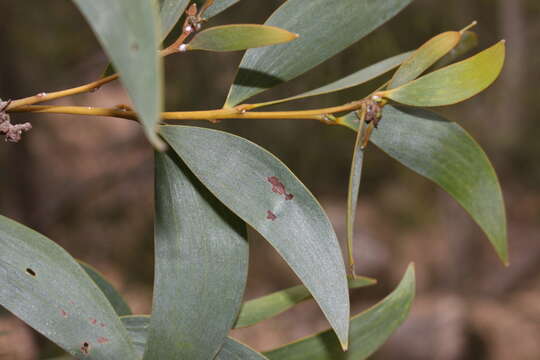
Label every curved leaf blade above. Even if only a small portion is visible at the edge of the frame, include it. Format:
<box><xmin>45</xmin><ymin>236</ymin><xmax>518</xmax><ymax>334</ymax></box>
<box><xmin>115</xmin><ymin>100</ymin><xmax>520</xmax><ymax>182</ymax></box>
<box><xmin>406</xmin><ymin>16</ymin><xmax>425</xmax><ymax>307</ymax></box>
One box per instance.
<box><xmin>72</xmin><ymin>0</ymin><xmax>164</xmax><ymax>149</ymax></box>
<box><xmin>265</xmin><ymin>264</ymin><xmax>415</xmax><ymax>360</ymax></box>
<box><xmin>434</xmin><ymin>31</ymin><xmax>478</xmax><ymax>69</ymax></box>
<box><xmin>79</xmin><ymin>261</ymin><xmax>132</xmax><ymax>317</ymax></box>
<box><xmin>0</xmin><ymin>215</ymin><xmax>137</xmax><ymax>359</ymax></box>
<box><xmin>389</xmin><ymin>31</ymin><xmax>461</xmax><ymax>89</ymax></box>
<box><xmin>161</xmin><ymin>126</ymin><xmax>351</xmax><ymax>349</ymax></box>
<box><xmin>254</xmin><ymin>52</ymin><xmax>412</xmax><ymax>108</ymax></box>
<box><xmin>189</xmin><ymin>25</ymin><xmax>299</xmax><ymax>52</ymax></box>
<box><xmin>225</xmin><ymin>0</ymin><xmax>413</xmax><ymax>107</ymax></box>
<box><xmin>340</xmin><ymin>106</ymin><xmax>508</xmax><ymax>264</ymax></box>
<box><xmin>143</xmin><ymin>151</ymin><xmax>249</xmax><ymax>359</ymax></box>
<box><xmin>236</xmin><ymin>277</ymin><xmax>376</xmax><ymax>328</ymax></box>
<box><xmin>202</xmin><ymin>0</ymin><xmax>241</xmax><ymax>19</ymax></box>
<box><xmin>160</xmin><ymin>0</ymin><xmax>190</xmax><ymax>39</ymax></box>
<box><xmin>381</xmin><ymin>41</ymin><xmax>506</xmax><ymax>106</ymax></box>
<box><xmin>122</xmin><ymin>315</ymin><xmax>268</xmax><ymax>359</ymax></box>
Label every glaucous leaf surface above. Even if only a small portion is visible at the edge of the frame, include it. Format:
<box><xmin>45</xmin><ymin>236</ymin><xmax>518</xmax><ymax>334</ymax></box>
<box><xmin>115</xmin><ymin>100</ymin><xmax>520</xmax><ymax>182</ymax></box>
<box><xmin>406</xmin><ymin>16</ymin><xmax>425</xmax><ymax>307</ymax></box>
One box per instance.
<box><xmin>381</xmin><ymin>41</ymin><xmax>506</xmax><ymax>106</ymax></box>
<box><xmin>188</xmin><ymin>25</ymin><xmax>299</xmax><ymax>52</ymax></box>
<box><xmin>265</xmin><ymin>264</ymin><xmax>415</xmax><ymax>360</ymax></box>
<box><xmin>143</xmin><ymin>152</ymin><xmax>249</xmax><ymax>359</ymax></box>
<box><xmin>72</xmin><ymin>0</ymin><xmax>164</xmax><ymax>149</ymax></box>
<box><xmin>159</xmin><ymin>0</ymin><xmax>190</xmax><ymax>39</ymax></box>
<box><xmin>161</xmin><ymin>126</ymin><xmax>350</xmax><ymax>349</ymax></box>
<box><xmin>122</xmin><ymin>316</ymin><xmax>268</xmax><ymax>359</ymax></box>
<box><xmin>79</xmin><ymin>261</ymin><xmax>132</xmax><ymax>317</ymax></box>
<box><xmin>235</xmin><ymin>277</ymin><xmax>376</xmax><ymax>328</ymax></box>
<box><xmin>340</xmin><ymin>106</ymin><xmax>508</xmax><ymax>264</ymax></box>
<box><xmin>225</xmin><ymin>0</ymin><xmax>413</xmax><ymax>107</ymax></box>
<box><xmin>389</xmin><ymin>31</ymin><xmax>461</xmax><ymax>89</ymax></box>
<box><xmin>0</xmin><ymin>215</ymin><xmax>137</xmax><ymax>359</ymax></box>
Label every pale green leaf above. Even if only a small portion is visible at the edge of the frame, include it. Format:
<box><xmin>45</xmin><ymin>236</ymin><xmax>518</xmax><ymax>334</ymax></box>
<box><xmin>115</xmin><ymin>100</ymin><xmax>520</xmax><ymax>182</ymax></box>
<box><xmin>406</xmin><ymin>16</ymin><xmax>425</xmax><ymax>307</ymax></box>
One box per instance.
<box><xmin>188</xmin><ymin>24</ymin><xmax>298</xmax><ymax>52</ymax></box>
<box><xmin>225</xmin><ymin>0</ymin><xmax>413</xmax><ymax>107</ymax></box>
<box><xmin>143</xmin><ymin>151</ymin><xmax>249</xmax><ymax>359</ymax></box>
<box><xmin>235</xmin><ymin>277</ymin><xmax>376</xmax><ymax>328</ymax></box>
<box><xmin>0</xmin><ymin>215</ymin><xmax>137</xmax><ymax>359</ymax></box>
<box><xmin>381</xmin><ymin>41</ymin><xmax>506</xmax><ymax>106</ymax></box>
<box><xmin>79</xmin><ymin>261</ymin><xmax>132</xmax><ymax>317</ymax></box>
<box><xmin>122</xmin><ymin>315</ymin><xmax>268</xmax><ymax>359</ymax></box>
<box><xmin>339</xmin><ymin>106</ymin><xmax>508</xmax><ymax>264</ymax></box>
<box><xmin>161</xmin><ymin>126</ymin><xmax>350</xmax><ymax>349</ymax></box>
<box><xmin>389</xmin><ymin>31</ymin><xmax>461</xmax><ymax>89</ymax></box>
<box><xmin>72</xmin><ymin>0</ymin><xmax>164</xmax><ymax>149</ymax></box>
<box><xmin>265</xmin><ymin>264</ymin><xmax>415</xmax><ymax>360</ymax></box>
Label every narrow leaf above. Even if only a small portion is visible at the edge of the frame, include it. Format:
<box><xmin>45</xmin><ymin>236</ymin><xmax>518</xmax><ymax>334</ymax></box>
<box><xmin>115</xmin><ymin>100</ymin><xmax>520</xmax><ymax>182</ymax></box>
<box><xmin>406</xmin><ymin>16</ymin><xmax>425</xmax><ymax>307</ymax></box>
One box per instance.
<box><xmin>235</xmin><ymin>277</ymin><xmax>376</xmax><ymax>328</ymax></box>
<box><xmin>389</xmin><ymin>31</ymin><xmax>462</xmax><ymax>89</ymax></box>
<box><xmin>434</xmin><ymin>31</ymin><xmax>478</xmax><ymax>69</ymax></box>
<box><xmin>79</xmin><ymin>261</ymin><xmax>132</xmax><ymax>317</ymax></box>
<box><xmin>72</xmin><ymin>0</ymin><xmax>164</xmax><ymax>149</ymax></box>
<box><xmin>381</xmin><ymin>41</ymin><xmax>506</xmax><ymax>106</ymax></box>
<box><xmin>253</xmin><ymin>52</ymin><xmax>412</xmax><ymax>108</ymax></box>
<box><xmin>265</xmin><ymin>264</ymin><xmax>415</xmax><ymax>360</ymax></box>
<box><xmin>0</xmin><ymin>215</ymin><xmax>137</xmax><ymax>359</ymax></box>
<box><xmin>159</xmin><ymin>0</ymin><xmax>190</xmax><ymax>39</ymax></box>
<box><xmin>346</xmin><ymin>126</ymin><xmax>366</xmax><ymax>277</ymax></box>
<box><xmin>122</xmin><ymin>315</ymin><xmax>268</xmax><ymax>359</ymax></box>
<box><xmin>144</xmin><ymin>151</ymin><xmax>249</xmax><ymax>359</ymax></box>
<box><xmin>161</xmin><ymin>126</ymin><xmax>351</xmax><ymax>349</ymax></box>
<box><xmin>188</xmin><ymin>25</ymin><xmax>298</xmax><ymax>52</ymax></box>
<box><xmin>340</xmin><ymin>106</ymin><xmax>508</xmax><ymax>264</ymax></box>
<box><xmin>225</xmin><ymin>0</ymin><xmax>413</xmax><ymax>107</ymax></box>
<box><xmin>202</xmin><ymin>0</ymin><xmax>241</xmax><ymax>19</ymax></box>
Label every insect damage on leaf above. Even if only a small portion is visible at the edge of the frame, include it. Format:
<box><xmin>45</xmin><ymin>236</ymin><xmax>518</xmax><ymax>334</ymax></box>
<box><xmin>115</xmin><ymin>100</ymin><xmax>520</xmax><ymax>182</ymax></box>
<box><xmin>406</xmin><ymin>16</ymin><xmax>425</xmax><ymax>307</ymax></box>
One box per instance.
<box><xmin>266</xmin><ymin>210</ymin><xmax>277</xmax><ymax>221</ymax></box>
<box><xmin>267</xmin><ymin>176</ymin><xmax>294</xmax><ymax>200</ymax></box>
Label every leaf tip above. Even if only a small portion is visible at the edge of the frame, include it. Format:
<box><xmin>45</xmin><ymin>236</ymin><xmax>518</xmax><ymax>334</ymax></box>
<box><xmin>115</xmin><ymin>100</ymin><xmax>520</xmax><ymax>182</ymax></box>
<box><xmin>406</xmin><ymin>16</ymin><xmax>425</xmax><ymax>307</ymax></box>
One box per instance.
<box><xmin>460</xmin><ymin>20</ymin><xmax>478</xmax><ymax>34</ymax></box>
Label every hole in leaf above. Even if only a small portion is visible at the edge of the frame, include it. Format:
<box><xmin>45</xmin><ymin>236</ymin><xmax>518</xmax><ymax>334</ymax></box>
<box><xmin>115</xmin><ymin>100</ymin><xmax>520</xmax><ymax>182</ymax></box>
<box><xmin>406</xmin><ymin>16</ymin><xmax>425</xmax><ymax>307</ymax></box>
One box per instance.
<box><xmin>26</xmin><ymin>268</ymin><xmax>36</xmax><ymax>277</ymax></box>
<box><xmin>81</xmin><ymin>342</ymin><xmax>91</xmax><ymax>355</ymax></box>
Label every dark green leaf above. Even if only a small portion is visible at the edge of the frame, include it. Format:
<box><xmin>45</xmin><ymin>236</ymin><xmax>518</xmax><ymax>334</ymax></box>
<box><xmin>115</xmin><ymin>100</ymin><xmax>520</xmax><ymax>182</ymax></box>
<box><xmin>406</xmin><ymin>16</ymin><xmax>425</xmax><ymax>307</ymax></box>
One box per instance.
<box><xmin>340</xmin><ymin>106</ymin><xmax>508</xmax><ymax>264</ymax></box>
<box><xmin>389</xmin><ymin>31</ymin><xmax>461</xmax><ymax>89</ymax></box>
<box><xmin>122</xmin><ymin>315</ymin><xmax>268</xmax><ymax>359</ymax></box>
<box><xmin>381</xmin><ymin>41</ymin><xmax>506</xmax><ymax>106</ymax></box>
<box><xmin>265</xmin><ymin>264</ymin><xmax>415</xmax><ymax>360</ymax></box>
<box><xmin>225</xmin><ymin>0</ymin><xmax>413</xmax><ymax>107</ymax></box>
<box><xmin>188</xmin><ymin>25</ymin><xmax>299</xmax><ymax>52</ymax></box>
<box><xmin>161</xmin><ymin>126</ymin><xmax>350</xmax><ymax>349</ymax></box>
<box><xmin>79</xmin><ymin>261</ymin><xmax>132</xmax><ymax>317</ymax></box>
<box><xmin>235</xmin><ymin>277</ymin><xmax>376</xmax><ymax>328</ymax></box>
<box><xmin>143</xmin><ymin>151</ymin><xmax>249</xmax><ymax>359</ymax></box>
<box><xmin>0</xmin><ymin>215</ymin><xmax>137</xmax><ymax>359</ymax></box>
<box><xmin>72</xmin><ymin>0</ymin><xmax>164</xmax><ymax>149</ymax></box>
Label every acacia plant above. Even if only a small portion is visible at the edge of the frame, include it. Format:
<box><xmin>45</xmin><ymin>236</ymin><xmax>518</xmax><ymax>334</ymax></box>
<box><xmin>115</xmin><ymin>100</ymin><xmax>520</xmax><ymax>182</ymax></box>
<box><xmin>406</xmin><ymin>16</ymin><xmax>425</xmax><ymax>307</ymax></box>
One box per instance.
<box><xmin>0</xmin><ymin>0</ymin><xmax>508</xmax><ymax>359</ymax></box>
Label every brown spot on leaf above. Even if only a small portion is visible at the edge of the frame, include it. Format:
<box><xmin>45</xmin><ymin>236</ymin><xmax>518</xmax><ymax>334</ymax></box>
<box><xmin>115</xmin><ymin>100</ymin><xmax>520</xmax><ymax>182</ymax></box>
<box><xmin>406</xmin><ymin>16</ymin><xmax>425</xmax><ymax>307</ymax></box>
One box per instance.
<box><xmin>99</xmin><ymin>322</ymin><xmax>106</xmax><ymax>328</ymax></box>
<box><xmin>60</xmin><ymin>309</ymin><xmax>68</xmax><ymax>318</ymax></box>
<box><xmin>97</xmin><ymin>337</ymin><xmax>109</xmax><ymax>344</ymax></box>
<box><xmin>25</xmin><ymin>268</ymin><xmax>36</xmax><ymax>277</ymax></box>
<box><xmin>81</xmin><ymin>342</ymin><xmax>91</xmax><ymax>355</ymax></box>
<box><xmin>267</xmin><ymin>176</ymin><xmax>294</xmax><ymax>200</ymax></box>
<box><xmin>266</xmin><ymin>211</ymin><xmax>277</xmax><ymax>221</ymax></box>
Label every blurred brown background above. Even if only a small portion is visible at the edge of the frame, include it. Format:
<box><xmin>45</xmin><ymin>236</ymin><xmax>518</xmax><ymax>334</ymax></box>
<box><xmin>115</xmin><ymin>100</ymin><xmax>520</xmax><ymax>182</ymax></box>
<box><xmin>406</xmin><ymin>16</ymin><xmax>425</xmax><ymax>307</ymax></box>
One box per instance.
<box><xmin>1</xmin><ymin>0</ymin><xmax>539</xmax><ymax>359</ymax></box>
